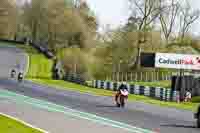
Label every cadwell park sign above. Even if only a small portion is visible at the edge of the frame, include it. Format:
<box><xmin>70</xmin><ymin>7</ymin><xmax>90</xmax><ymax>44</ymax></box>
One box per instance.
<box><xmin>140</xmin><ymin>52</ymin><xmax>200</xmax><ymax>98</ymax></box>
<box><xmin>155</xmin><ymin>53</ymin><xmax>200</xmax><ymax>70</ymax></box>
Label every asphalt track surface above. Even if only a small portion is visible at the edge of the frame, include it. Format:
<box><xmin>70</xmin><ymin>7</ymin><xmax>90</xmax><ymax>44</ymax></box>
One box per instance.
<box><xmin>0</xmin><ymin>45</ymin><xmax>27</xmax><ymax>78</ymax></box>
<box><xmin>0</xmin><ymin>44</ymin><xmax>199</xmax><ymax>133</ymax></box>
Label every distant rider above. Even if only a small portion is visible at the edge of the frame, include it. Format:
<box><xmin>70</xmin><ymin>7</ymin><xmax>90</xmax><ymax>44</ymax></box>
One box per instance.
<box><xmin>18</xmin><ymin>71</ymin><xmax>23</xmax><ymax>81</ymax></box>
<box><xmin>11</xmin><ymin>69</ymin><xmax>16</xmax><ymax>78</ymax></box>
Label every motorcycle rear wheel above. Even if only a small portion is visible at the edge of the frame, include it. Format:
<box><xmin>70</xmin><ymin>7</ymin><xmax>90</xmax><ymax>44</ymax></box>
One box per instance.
<box><xmin>197</xmin><ymin>114</ymin><xmax>200</xmax><ymax>128</ymax></box>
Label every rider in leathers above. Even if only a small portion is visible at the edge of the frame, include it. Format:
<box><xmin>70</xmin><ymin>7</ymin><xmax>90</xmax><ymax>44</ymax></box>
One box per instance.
<box><xmin>115</xmin><ymin>82</ymin><xmax>128</xmax><ymax>107</ymax></box>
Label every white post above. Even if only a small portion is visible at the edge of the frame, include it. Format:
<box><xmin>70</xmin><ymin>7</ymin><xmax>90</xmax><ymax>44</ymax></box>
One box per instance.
<box><xmin>131</xmin><ymin>72</ymin><xmax>133</xmax><ymax>81</ymax></box>
<box><xmin>121</xmin><ymin>72</ymin><xmax>123</xmax><ymax>82</ymax></box>
<box><xmin>117</xmin><ymin>72</ymin><xmax>120</xmax><ymax>82</ymax></box>
<box><xmin>146</xmin><ymin>72</ymin><xmax>148</xmax><ymax>82</ymax></box>
<box><xmin>126</xmin><ymin>72</ymin><xmax>128</xmax><ymax>81</ymax></box>
<box><xmin>135</xmin><ymin>72</ymin><xmax>137</xmax><ymax>81</ymax></box>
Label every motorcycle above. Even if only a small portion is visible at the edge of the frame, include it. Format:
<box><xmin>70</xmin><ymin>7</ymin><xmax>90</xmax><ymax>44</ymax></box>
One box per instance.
<box><xmin>18</xmin><ymin>73</ymin><xmax>23</xmax><ymax>82</ymax></box>
<box><xmin>10</xmin><ymin>70</ymin><xmax>16</xmax><ymax>78</ymax></box>
<box><xmin>116</xmin><ymin>89</ymin><xmax>129</xmax><ymax>108</ymax></box>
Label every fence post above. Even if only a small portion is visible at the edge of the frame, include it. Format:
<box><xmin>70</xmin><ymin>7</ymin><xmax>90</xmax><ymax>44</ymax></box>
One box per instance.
<box><xmin>135</xmin><ymin>72</ymin><xmax>137</xmax><ymax>81</ymax></box>
<box><xmin>126</xmin><ymin>72</ymin><xmax>128</xmax><ymax>81</ymax></box>
<box><xmin>117</xmin><ymin>72</ymin><xmax>119</xmax><ymax>82</ymax></box>
<box><xmin>157</xmin><ymin>71</ymin><xmax>159</xmax><ymax>81</ymax></box>
<box><xmin>165</xmin><ymin>73</ymin><xmax>168</xmax><ymax>80</ymax></box>
<box><xmin>121</xmin><ymin>72</ymin><xmax>123</xmax><ymax>81</ymax></box>
<box><xmin>131</xmin><ymin>72</ymin><xmax>133</xmax><ymax>81</ymax></box>
<box><xmin>145</xmin><ymin>72</ymin><xmax>148</xmax><ymax>82</ymax></box>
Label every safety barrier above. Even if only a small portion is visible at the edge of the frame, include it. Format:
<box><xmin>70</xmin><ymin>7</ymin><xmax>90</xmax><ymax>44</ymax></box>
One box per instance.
<box><xmin>0</xmin><ymin>38</ymin><xmax>25</xmax><ymax>45</ymax></box>
<box><xmin>63</xmin><ymin>73</ymin><xmax>86</xmax><ymax>85</ymax></box>
<box><xmin>92</xmin><ymin>80</ymin><xmax>179</xmax><ymax>102</ymax></box>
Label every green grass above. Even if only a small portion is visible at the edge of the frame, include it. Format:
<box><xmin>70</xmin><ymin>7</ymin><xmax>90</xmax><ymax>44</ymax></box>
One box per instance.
<box><xmin>129</xmin><ymin>81</ymin><xmax>171</xmax><ymax>88</ymax></box>
<box><xmin>0</xmin><ymin>114</ymin><xmax>42</xmax><ymax>133</ymax></box>
<box><xmin>191</xmin><ymin>96</ymin><xmax>200</xmax><ymax>103</ymax></box>
<box><xmin>16</xmin><ymin>45</ymin><xmax>53</xmax><ymax>79</ymax></box>
<box><xmin>31</xmin><ymin>78</ymin><xmax>199</xmax><ymax>112</ymax></box>
<box><xmin>26</xmin><ymin>53</ymin><xmax>53</xmax><ymax>79</ymax></box>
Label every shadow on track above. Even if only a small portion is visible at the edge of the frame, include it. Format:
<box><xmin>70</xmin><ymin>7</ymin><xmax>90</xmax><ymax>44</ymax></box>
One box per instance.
<box><xmin>95</xmin><ymin>105</ymin><xmax>118</xmax><ymax>108</ymax></box>
<box><xmin>160</xmin><ymin>124</ymin><xmax>196</xmax><ymax>129</ymax></box>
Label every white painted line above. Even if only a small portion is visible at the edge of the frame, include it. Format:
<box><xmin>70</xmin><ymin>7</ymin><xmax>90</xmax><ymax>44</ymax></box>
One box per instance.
<box><xmin>24</xmin><ymin>53</ymin><xmax>30</xmax><ymax>76</ymax></box>
<box><xmin>0</xmin><ymin>112</ymin><xmax>49</xmax><ymax>133</ymax></box>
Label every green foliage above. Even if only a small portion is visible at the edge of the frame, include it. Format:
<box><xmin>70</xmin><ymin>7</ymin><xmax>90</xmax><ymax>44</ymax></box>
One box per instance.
<box><xmin>26</xmin><ymin>54</ymin><xmax>53</xmax><ymax>79</ymax></box>
<box><xmin>0</xmin><ymin>0</ymin><xmax>16</xmax><ymax>39</ymax></box>
<box><xmin>16</xmin><ymin>44</ymin><xmax>54</xmax><ymax>79</ymax></box>
<box><xmin>191</xmin><ymin>96</ymin><xmax>200</xmax><ymax>103</ymax></box>
<box><xmin>57</xmin><ymin>48</ymin><xmax>93</xmax><ymax>79</ymax></box>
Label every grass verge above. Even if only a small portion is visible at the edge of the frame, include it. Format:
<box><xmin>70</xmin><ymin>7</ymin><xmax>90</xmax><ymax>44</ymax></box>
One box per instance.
<box><xmin>0</xmin><ymin>114</ymin><xmax>42</xmax><ymax>133</ymax></box>
<box><xmin>31</xmin><ymin>78</ymin><xmax>199</xmax><ymax>112</ymax></box>
<box><xmin>17</xmin><ymin>45</ymin><xmax>53</xmax><ymax>79</ymax></box>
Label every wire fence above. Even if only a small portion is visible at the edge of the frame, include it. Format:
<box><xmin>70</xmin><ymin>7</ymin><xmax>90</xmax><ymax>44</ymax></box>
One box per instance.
<box><xmin>105</xmin><ymin>71</ymin><xmax>198</xmax><ymax>82</ymax></box>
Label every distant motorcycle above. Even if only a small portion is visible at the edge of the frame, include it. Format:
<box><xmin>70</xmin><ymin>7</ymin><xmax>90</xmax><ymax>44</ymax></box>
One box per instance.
<box><xmin>116</xmin><ymin>89</ymin><xmax>129</xmax><ymax>108</ymax></box>
<box><xmin>10</xmin><ymin>69</ymin><xmax>16</xmax><ymax>78</ymax></box>
<box><xmin>18</xmin><ymin>72</ymin><xmax>23</xmax><ymax>82</ymax></box>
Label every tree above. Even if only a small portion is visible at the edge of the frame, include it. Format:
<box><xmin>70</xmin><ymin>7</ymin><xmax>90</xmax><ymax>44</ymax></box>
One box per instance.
<box><xmin>165</xmin><ymin>0</ymin><xmax>200</xmax><ymax>53</ymax></box>
<box><xmin>21</xmin><ymin>0</ymin><xmax>48</xmax><ymax>41</ymax></box>
<box><xmin>127</xmin><ymin>0</ymin><xmax>163</xmax><ymax>69</ymax></box>
<box><xmin>179</xmin><ymin>1</ymin><xmax>200</xmax><ymax>42</ymax></box>
<box><xmin>0</xmin><ymin>0</ymin><xmax>17</xmax><ymax>39</ymax></box>
<box><xmin>47</xmin><ymin>0</ymin><xmax>90</xmax><ymax>53</ymax></box>
<box><xmin>159</xmin><ymin>0</ymin><xmax>180</xmax><ymax>44</ymax></box>
<box><xmin>77</xmin><ymin>1</ymin><xmax>98</xmax><ymax>33</ymax></box>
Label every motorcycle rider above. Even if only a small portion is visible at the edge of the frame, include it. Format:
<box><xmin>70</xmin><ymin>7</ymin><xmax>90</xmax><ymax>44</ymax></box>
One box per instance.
<box><xmin>11</xmin><ymin>69</ymin><xmax>16</xmax><ymax>78</ymax></box>
<box><xmin>18</xmin><ymin>71</ymin><xmax>23</xmax><ymax>82</ymax></box>
<box><xmin>115</xmin><ymin>82</ymin><xmax>128</xmax><ymax>107</ymax></box>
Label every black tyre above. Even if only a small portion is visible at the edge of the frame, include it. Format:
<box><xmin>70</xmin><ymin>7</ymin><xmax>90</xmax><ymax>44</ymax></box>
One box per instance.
<box><xmin>120</xmin><ymin>96</ymin><xmax>125</xmax><ymax>108</ymax></box>
<box><xmin>116</xmin><ymin>103</ymin><xmax>120</xmax><ymax>107</ymax></box>
<box><xmin>197</xmin><ymin>114</ymin><xmax>200</xmax><ymax>128</ymax></box>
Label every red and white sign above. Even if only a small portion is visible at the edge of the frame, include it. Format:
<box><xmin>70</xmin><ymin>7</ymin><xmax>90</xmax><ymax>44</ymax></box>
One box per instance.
<box><xmin>155</xmin><ymin>53</ymin><xmax>200</xmax><ymax>70</ymax></box>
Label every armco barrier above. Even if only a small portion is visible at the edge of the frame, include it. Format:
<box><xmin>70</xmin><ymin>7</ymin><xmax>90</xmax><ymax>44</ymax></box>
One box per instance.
<box><xmin>63</xmin><ymin>73</ymin><xmax>86</xmax><ymax>85</ymax></box>
<box><xmin>0</xmin><ymin>38</ymin><xmax>25</xmax><ymax>45</ymax></box>
<box><xmin>92</xmin><ymin>80</ymin><xmax>179</xmax><ymax>102</ymax></box>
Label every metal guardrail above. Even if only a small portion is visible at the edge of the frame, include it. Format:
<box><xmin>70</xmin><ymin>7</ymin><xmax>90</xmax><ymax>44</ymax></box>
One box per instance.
<box><xmin>63</xmin><ymin>73</ymin><xmax>86</xmax><ymax>85</ymax></box>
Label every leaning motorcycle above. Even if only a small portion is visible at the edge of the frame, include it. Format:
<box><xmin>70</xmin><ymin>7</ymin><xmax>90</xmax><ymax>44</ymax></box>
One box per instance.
<box><xmin>116</xmin><ymin>89</ymin><xmax>129</xmax><ymax>108</ymax></box>
<box><xmin>18</xmin><ymin>73</ymin><xmax>23</xmax><ymax>82</ymax></box>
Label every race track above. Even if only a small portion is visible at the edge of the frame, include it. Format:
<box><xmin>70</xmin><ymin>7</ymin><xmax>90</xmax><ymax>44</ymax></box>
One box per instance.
<box><xmin>0</xmin><ymin>44</ymin><xmax>199</xmax><ymax>133</ymax></box>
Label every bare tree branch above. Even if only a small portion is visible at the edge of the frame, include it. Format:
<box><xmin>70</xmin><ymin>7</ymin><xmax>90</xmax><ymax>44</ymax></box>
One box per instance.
<box><xmin>179</xmin><ymin>2</ymin><xmax>200</xmax><ymax>41</ymax></box>
<box><xmin>159</xmin><ymin>0</ymin><xmax>180</xmax><ymax>43</ymax></box>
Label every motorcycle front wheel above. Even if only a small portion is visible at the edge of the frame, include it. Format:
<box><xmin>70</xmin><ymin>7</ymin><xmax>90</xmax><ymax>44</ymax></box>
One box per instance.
<box><xmin>120</xmin><ymin>96</ymin><xmax>125</xmax><ymax>108</ymax></box>
<box><xmin>197</xmin><ymin>114</ymin><xmax>200</xmax><ymax>128</ymax></box>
